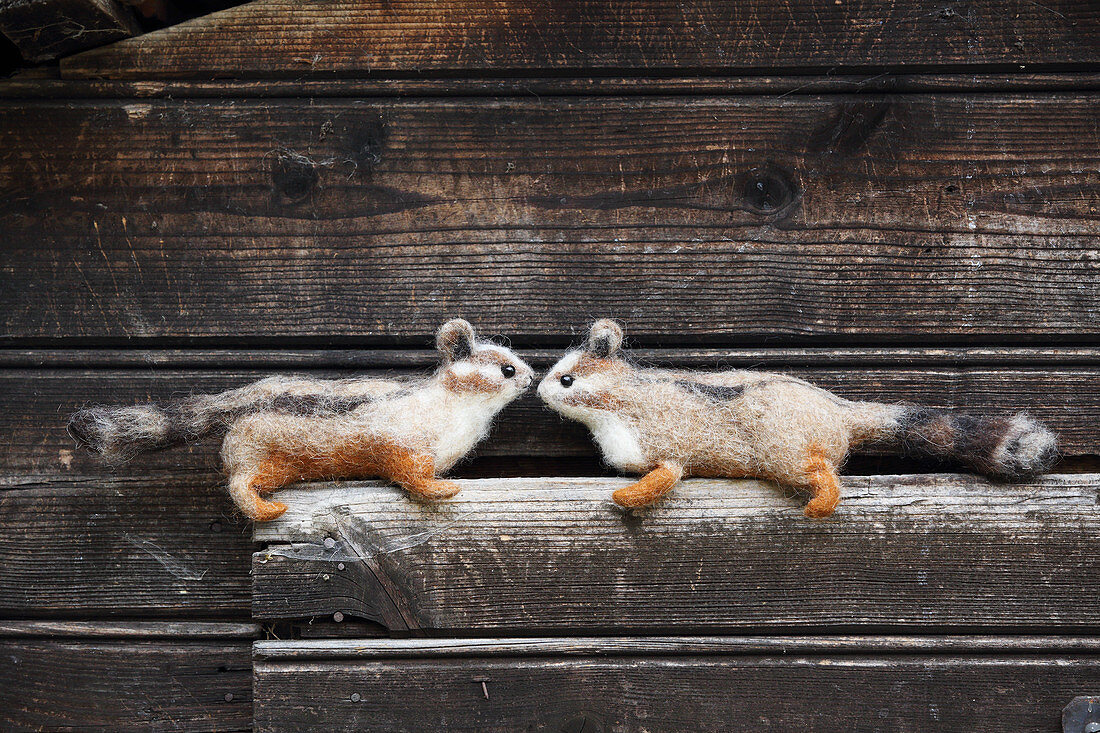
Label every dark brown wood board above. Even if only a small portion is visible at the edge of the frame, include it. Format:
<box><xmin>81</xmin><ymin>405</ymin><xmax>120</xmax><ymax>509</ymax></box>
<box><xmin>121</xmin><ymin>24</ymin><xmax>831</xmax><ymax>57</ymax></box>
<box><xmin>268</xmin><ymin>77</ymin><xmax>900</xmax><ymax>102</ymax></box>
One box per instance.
<box><xmin>0</xmin><ymin>0</ymin><xmax>138</xmax><ymax>63</ymax></box>
<box><xmin>253</xmin><ymin>637</ymin><xmax>1100</xmax><ymax>733</ymax></box>
<box><xmin>59</xmin><ymin>0</ymin><xmax>1100</xmax><ymax>80</ymax></box>
<box><xmin>251</xmin><ymin>475</ymin><xmax>1100</xmax><ymax>631</ymax></box>
<box><xmin>1</xmin><ymin>637</ymin><xmax>252</xmax><ymax>731</ymax></box>
<box><xmin>7</xmin><ymin>73</ymin><xmax>1100</xmax><ymax>99</ymax></box>
<box><xmin>2</xmin><ymin>95</ymin><xmax>1098</xmax><ymax>344</ymax></box>
<box><xmin>0</xmin><ymin>473</ymin><xmax>253</xmax><ymax>616</ymax></box>
<box><xmin>4</xmin><ymin>363</ymin><xmax>1097</xmax><ymax>477</ymax></box>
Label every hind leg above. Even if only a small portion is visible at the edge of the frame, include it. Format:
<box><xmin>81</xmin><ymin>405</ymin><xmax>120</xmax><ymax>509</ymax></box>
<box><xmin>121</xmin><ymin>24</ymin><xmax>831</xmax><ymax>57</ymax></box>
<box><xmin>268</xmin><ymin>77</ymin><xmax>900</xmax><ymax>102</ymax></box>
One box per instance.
<box><xmin>803</xmin><ymin>451</ymin><xmax>841</xmax><ymax>519</ymax></box>
<box><xmin>374</xmin><ymin>443</ymin><xmax>460</xmax><ymax>501</ymax></box>
<box><xmin>227</xmin><ymin>469</ymin><xmax>290</xmax><ymax>522</ymax></box>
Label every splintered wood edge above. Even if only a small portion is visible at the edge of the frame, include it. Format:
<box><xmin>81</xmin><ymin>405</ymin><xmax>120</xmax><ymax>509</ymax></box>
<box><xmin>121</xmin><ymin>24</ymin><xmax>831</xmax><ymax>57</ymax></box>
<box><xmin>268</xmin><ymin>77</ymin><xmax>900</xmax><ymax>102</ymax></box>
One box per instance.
<box><xmin>252</xmin><ymin>635</ymin><xmax>1100</xmax><ymax>661</ymax></box>
<box><xmin>253</xmin><ymin>474</ymin><xmax>1100</xmax><ymax>542</ymax></box>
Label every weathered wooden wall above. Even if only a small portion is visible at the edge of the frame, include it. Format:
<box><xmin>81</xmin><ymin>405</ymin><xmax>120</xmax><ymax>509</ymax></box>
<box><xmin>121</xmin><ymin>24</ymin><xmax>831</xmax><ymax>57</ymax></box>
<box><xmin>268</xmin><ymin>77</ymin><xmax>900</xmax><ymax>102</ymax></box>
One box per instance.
<box><xmin>1</xmin><ymin>0</ymin><xmax>1097</xmax><ymax>730</ymax></box>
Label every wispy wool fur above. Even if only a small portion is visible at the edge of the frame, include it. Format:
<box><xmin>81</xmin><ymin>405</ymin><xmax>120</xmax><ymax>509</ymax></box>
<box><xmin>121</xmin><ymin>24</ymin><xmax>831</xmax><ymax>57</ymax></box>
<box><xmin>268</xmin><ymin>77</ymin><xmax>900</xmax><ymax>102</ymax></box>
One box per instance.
<box><xmin>69</xmin><ymin>319</ymin><xmax>534</xmax><ymax>521</ymax></box>
<box><xmin>539</xmin><ymin>320</ymin><xmax>1058</xmax><ymax>518</ymax></box>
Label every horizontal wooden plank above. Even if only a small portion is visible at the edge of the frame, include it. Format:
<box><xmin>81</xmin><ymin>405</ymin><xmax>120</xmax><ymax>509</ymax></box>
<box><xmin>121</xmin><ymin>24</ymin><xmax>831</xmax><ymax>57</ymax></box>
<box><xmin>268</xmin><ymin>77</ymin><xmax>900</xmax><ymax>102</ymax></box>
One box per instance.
<box><xmin>7</xmin><ymin>72</ymin><xmax>1100</xmax><ymax>99</ymax></box>
<box><xmin>2</xmin><ymin>96</ymin><xmax>1098</xmax><ymax>344</ymax></box>
<box><xmin>0</xmin><ymin>474</ymin><xmax>253</xmax><ymax>616</ymax></box>
<box><xmin>0</xmin><ymin>0</ymin><xmax>138</xmax><ymax>63</ymax></box>
<box><xmin>60</xmin><ymin>0</ymin><xmax>1099</xmax><ymax>79</ymax></box>
<box><xmin>3</xmin><ymin>638</ymin><xmax>251</xmax><ymax>732</ymax></box>
<box><xmin>4</xmin><ymin>365</ymin><xmax>1097</xmax><ymax>478</ymax></box>
<box><xmin>254</xmin><ymin>635</ymin><xmax>1100</xmax><ymax>661</ymax></box>
<box><xmin>0</xmin><ymin>620</ymin><xmax>261</xmax><ymax>638</ymax></box>
<box><xmin>251</xmin><ymin>475</ymin><xmax>1100</xmax><ymax>631</ymax></box>
<box><xmin>254</xmin><ymin>642</ymin><xmax>1100</xmax><ymax>732</ymax></box>
<box><xmin>7</xmin><ymin>346</ymin><xmax>1100</xmax><ymax>368</ymax></box>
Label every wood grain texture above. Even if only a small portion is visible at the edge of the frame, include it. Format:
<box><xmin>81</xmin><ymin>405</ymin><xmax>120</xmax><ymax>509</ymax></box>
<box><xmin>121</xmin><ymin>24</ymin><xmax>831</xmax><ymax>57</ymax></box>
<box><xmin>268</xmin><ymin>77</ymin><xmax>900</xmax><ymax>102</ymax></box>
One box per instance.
<box><xmin>254</xmin><ymin>639</ymin><xmax>1100</xmax><ymax>732</ymax></box>
<box><xmin>2</xmin><ymin>96</ymin><xmax>1098</xmax><ymax>344</ymax></box>
<box><xmin>251</xmin><ymin>475</ymin><xmax>1100</xmax><ymax>631</ymax></box>
<box><xmin>4</xmin><ymin>364</ymin><xmax>1097</xmax><ymax>478</ymax></box>
<box><xmin>0</xmin><ymin>0</ymin><xmax>137</xmax><ymax>63</ymax></box>
<box><xmin>0</xmin><ymin>473</ymin><xmax>253</xmax><ymax>616</ymax></box>
<box><xmin>7</xmin><ymin>72</ymin><xmax>1100</xmax><ymax>99</ymax></box>
<box><xmin>2</xmin><ymin>638</ymin><xmax>251</xmax><ymax>732</ymax></box>
<box><xmin>254</xmin><ymin>635</ymin><xmax>1100</xmax><ymax>660</ymax></box>
<box><xmin>0</xmin><ymin>620</ymin><xmax>261</xmax><ymax>638</ymax></box>
<box><xmin>59</xmin><ymin>0</ymin><xmax>1100</xmax><ymax>80</ymax></box>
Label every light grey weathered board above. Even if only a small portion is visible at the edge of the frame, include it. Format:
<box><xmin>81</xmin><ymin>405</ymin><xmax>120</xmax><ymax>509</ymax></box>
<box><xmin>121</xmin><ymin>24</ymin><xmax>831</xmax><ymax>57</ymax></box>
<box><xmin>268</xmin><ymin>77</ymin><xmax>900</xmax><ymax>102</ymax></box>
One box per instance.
<box><xmin>252</xmin><ymin>474</ymin><xmax>1100</xmax><ymax>631</ymax></box>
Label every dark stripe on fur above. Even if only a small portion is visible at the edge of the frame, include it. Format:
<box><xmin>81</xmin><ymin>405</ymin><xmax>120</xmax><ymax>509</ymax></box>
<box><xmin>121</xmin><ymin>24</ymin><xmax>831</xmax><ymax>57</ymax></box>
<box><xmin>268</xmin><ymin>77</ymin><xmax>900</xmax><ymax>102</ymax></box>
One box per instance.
<box><xmin>267</xmin><ymin>393</ymin><xmax>377</xmax><ymax>416</ymax></box>
<box><xmin>676</xmin><ymin>380</ymin><xmax>745</xmax><ymax>402</ymax></box>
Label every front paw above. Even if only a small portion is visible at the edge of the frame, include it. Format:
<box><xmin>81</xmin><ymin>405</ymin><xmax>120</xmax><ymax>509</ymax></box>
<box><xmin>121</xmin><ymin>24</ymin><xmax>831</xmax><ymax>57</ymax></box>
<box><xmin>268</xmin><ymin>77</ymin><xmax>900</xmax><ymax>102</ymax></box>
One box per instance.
<box><xmin>414</xmin><ymin>480</ymin><xmax>462</xmax><ymax>501</ymax></box>
<box><xmin>612</xmin><ymin>485</ymin><xmax>658</xmax><ymax>508</ymax></box>
<box><xmin>803</xmin><ymin>497</ymin><xmax>838</xmax><ymax>519</ymax></box>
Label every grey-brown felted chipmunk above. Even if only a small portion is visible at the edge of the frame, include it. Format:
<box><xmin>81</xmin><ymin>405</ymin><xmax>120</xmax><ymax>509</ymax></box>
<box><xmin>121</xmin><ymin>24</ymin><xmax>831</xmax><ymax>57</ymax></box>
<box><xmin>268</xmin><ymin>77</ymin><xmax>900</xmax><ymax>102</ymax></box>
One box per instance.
<box><xmin>538</xmin><ymin>320</ymin><xmax>1057</xmax><ymax>517</ymax></box>
<box><xmin>69</xmin><ymin>319</ymin><xmax>534</xmax><ymax>521</ymax></box>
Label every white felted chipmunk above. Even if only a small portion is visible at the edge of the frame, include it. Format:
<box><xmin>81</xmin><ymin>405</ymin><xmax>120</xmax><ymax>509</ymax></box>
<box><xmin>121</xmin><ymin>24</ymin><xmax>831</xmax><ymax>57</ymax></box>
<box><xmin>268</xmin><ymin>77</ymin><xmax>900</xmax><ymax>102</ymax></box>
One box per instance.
<box><xmin>69</xmin><ymin>319</ymin><xmax>534</xmax><ymax>521</ymax></box>
<box><xmin>538</xmin><ymin>320</ymin><xmax>1058</xmax><ymax>517</ymax></box>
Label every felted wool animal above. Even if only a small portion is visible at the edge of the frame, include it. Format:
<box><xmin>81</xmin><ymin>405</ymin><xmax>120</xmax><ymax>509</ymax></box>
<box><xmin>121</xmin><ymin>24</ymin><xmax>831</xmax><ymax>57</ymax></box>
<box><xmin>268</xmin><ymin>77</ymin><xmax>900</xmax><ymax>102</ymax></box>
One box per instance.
<box><xmin>538</xmin><ymin>320</ymin><xmax>1058</xmax><ymax>518</ymax></box>
<box><xmin>69</xmin><ymin>319</ymin><xmax>534</xmax><ymax>521</ymax></box>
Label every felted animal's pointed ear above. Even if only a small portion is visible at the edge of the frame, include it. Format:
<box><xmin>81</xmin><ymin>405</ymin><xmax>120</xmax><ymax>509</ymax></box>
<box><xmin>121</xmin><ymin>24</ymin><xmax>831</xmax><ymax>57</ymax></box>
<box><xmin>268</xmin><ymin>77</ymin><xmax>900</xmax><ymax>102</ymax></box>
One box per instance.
<box><xmin>587</xmin><ymin>319</ymin><xmax>624</xmax><ymax>358</ymax></box>
<box><xmin>436</xmin><ymin>319</ymin><xmax>476</xmax><ymax>362</ymax></box>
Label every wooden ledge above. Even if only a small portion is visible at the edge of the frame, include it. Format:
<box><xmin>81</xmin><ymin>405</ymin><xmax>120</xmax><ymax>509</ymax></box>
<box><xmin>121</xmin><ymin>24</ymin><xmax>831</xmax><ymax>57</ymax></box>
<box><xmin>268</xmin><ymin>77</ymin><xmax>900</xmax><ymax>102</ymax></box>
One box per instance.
<box><xmin>252</xmin><ymin>634</ymin><xmax>1100</xmax><ymax>731</ymax></box>
<box><xmin>254</xmin><ymin>635</ymin><xmax>1100</xmax><ymax>661</ymax></box>
<box><xmin>252</xmin><ymin>474</ymin><xmax>1100</xmax><ymax>631</ymax></box>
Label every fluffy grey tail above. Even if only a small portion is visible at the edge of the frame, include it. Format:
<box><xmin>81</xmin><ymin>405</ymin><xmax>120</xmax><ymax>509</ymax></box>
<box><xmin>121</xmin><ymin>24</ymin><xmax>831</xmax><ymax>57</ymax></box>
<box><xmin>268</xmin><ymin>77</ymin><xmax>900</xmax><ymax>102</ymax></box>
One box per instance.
<box><xmin>68</xmin><ymin>399</ymin><xmax>220</xmax><ymax>463</ymax></box>
<box><xmin>891</xmin><ymin>408</ymin><xmax>1058</xmax><ymax>478</ymax></box>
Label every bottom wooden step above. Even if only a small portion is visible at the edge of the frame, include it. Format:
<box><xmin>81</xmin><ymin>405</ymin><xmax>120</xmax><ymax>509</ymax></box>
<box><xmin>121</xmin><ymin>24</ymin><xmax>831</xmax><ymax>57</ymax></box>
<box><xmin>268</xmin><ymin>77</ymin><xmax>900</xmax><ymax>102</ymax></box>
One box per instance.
<box><xmin>1</xmin><ymin>622</ymin><xmax>258</xmax><ymax>732</ymax></box>
<box><xmin>254</xmin><ymin>637</ymin><xmax>1100</xmax><ymax>732</ymax></box>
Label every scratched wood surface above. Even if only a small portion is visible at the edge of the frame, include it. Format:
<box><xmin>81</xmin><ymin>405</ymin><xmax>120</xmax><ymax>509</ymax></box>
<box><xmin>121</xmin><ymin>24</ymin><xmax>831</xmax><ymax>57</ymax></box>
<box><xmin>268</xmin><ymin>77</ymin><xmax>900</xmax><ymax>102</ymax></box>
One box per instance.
<box><xmin>8</xmin><ymin>73</ymin><xmax>1100</xmax><ymax>99</ymax></box>
<box><xmin>4</xmin><ymin>361</ymin><xmax>1097</xmax><ymax>477</ymax></box>
<box><xmin>0</xmin><ymin>636</ymin><xmax>253</xmax><ymax>731</ymax></box>
<box><xmin>253</xmin><ymin>637</ymin><xmax>1100</xmax><ymax>732</ymax></box>
<box><xmin>59</xmin><ymin>0</ymin><xmax>1099</xmax><ymax>79</ymax></box>
<box><xmin>2</xmin><ymin>96</ymin><xmax>1098</xmax><ymax>344</ymax></box>
<box><xmin>0</xmin><ymin>473</ymin><xmax>253</xmax><ymax>616</ymax></box>
<box><xmin>251</xmin><ymin>476</ymin><xmax>1100</xmax><ymax>631</ymax></box>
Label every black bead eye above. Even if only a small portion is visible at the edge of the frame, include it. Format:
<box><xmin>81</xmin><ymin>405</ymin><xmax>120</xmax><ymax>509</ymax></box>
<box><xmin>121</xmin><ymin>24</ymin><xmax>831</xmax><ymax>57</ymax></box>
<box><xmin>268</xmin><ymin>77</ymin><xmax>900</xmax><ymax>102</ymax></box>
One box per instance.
<box><xmin>560</xmin><ymin>375</ymin><xmax>574</xmax><ymax>387</ymax></box>
<box><xmin>501</xmin><ymin>364</ymin><xmax>516</xmax><ymax>378</ymax></box>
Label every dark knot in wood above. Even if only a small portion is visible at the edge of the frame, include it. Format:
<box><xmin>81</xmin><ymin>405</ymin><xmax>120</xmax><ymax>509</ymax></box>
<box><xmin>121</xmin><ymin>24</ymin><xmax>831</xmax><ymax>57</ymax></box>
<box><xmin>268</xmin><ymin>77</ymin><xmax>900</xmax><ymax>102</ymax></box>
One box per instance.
<box><xmin>348</xmin><ymin>119</ymin><xmax>386</xmax><ymax>172</ymax></box>
<box><xmin>271</xmin><ymin>151</ymin><xmax>318</xmax><ymax>200</ymax></box>
<box><xmin>739</xmin><ymin>165</ymin><xmax>800</xmax><ymax>218</ymax></box>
